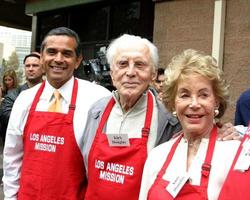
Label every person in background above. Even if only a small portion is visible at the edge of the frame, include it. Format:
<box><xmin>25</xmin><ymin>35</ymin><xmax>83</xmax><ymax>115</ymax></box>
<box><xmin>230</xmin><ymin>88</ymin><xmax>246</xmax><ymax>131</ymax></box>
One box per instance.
<box><xmin>3</xmin><ymin>27</ymin><xmax>110</xmax><ymax>200</ymax></box>
<box><xmin>139</xmin><ymin>49</ymin><xmax>241</xmax><ymax>200</ymax></box>
<box><xmin>234</xmin><ymin>88</ymin><xmax>250</xmax><ymax>126</ymax></box>
<box><xmin>0</xmin><ymin>52</ymin><xmax>44</xmax><ymax>145</ymax></box>
<box><xmin>82</xmin><ymin>35</ymin><xmax>238</xmax><ymax>200</ymax></box>
<box><xmin>0</xmin><ymin>69</ymin><xmax>19</xmax><ymax>145</ymax></box>
<box><xmin>151</xmin><ymin>67</ymin><xmax>165</xmax><ymax>100</ymax></box>
<box><xmin>1</xmin><ymin>69</ymin><xmax>19</xmax><ymax>98</ymax></box>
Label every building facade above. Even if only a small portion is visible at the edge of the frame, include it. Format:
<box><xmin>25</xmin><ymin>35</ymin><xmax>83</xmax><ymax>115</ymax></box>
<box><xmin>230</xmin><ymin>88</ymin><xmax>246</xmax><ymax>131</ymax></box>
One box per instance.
<box><xmin>26</xmin><ymin>0</ymin><xmax>250</xmax><ymax>123</ymax></box>
<box><xmin>153</xmin><ymin>0</ymin><xmax>250</xmax><ymax>123</ymax></box>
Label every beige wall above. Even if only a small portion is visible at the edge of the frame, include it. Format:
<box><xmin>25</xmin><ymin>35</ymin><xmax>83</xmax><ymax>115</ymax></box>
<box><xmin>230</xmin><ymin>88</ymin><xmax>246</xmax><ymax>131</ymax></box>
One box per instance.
<box><xmin>223</xmin><ymin>0</ymin><xmax>250</xmax><ymax>123</ymax></box>
<box><xmin>153</xmin><ymin>0</ymin><xmax>250</xmax><ymax>123</ymax></box>
<box><xmin>154</xmin><ymin>0</ymin><xmax>214</xmax><ymax>66</ymax></box>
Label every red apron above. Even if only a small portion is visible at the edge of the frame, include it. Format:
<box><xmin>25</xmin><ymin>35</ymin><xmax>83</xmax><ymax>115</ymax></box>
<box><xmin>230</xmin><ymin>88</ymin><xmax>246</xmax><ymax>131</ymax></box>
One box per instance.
<box><xmin>147</xmin><ymin>126</ymin><xmax>218</xmax><ymax>200</ymax></box>
<box><xmin>218</xmin><ymin>125</ymin><xmax>250</xmax><ymax>200</ymax></box>
<box><xmin>85</xmin><ymin>91</ymin><xmax>153</xmax><ymax>200</ymax></box>
<box><xmin>18</xmin><ymin>79</ymin><xmax>87</xmax><ymax>200</ymax></box>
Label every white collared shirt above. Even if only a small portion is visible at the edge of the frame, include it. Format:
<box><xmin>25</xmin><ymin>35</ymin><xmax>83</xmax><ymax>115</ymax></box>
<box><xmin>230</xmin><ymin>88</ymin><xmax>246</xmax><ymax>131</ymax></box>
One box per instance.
<box><xmin>3</xmin><ymin>77</ymin><xmax>111</xmax><ymax>200</ymax></box>
<box><xmin>139</xmin><ymin>137</ymin><xmax>240</xmax><ymax>200</ymax></box>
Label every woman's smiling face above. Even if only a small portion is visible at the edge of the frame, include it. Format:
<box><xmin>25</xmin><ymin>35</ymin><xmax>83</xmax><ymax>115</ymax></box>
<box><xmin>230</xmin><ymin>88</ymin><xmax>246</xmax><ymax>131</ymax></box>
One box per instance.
<box><xmin>175</xmin><ymin>73</ymin><xmax>218</xmax><ymax>136</ymax></box>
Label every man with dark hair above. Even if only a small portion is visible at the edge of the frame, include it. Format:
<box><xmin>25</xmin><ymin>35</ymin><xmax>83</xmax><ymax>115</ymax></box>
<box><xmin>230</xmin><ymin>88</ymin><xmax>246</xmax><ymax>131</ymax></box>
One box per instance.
<box><xmin>3</xmin><ymin>27</ymin><xmax>110</xmax><ymax>200</ymax></box>
<box><xmin>151</xmin><ymin>67</ymin><xmax>165</xmax><ymax>101</ymax></box>
<box><xmin>0</xmin><ymin>52</ymin><xmax>44</xmax><ymax>144</ymax></box>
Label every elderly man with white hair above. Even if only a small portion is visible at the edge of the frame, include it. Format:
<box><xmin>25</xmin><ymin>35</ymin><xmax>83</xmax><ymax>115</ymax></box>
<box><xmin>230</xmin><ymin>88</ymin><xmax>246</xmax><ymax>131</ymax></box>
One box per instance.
<box><xmin>82</xmin><ymin>34</ymin><xmax>181</xmax><ymax>200</ymax></box>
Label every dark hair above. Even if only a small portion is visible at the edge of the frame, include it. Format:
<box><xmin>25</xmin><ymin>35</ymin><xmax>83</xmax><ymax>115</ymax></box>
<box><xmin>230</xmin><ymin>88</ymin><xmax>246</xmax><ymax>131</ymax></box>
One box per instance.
<box><xmin>156</xmin><ymin>68</ymin><xmax>164</xmax><ymax>79</ymax></box>
<box><xmin>23</xmin><ymin>52</ymin><xmax>40</xmax><ymax>64</ymax></box>
<box><xmin>40</xmin><ymin>27</ymin><xmax>82</xmax><ymax>57</ymax></box>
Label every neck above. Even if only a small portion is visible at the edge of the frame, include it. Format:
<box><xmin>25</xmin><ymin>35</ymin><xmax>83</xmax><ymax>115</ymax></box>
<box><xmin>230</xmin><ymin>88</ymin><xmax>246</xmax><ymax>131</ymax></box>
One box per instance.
<box><xmin>184</xmin><ymin>125</ymin><xmax>214</xmax><ymax>170</ymax></box>
<box><xmin>120</xmin><ymin>98</ymin><xmax>137</xmax><ymax>112</ymax></box>
<box><xmin>27</xmin><ymin>79</ymin><xmax>43</xmax><ymax>88</ymax></box>
<box><xmin>184</xmin><ymin>125</ymin><xmax>213</xmax><ymax>143</ymax></box>
<box><xmin>119</xmin><ymin>94</ymin><xmax>142</xmax><ymax>112</ymax></box>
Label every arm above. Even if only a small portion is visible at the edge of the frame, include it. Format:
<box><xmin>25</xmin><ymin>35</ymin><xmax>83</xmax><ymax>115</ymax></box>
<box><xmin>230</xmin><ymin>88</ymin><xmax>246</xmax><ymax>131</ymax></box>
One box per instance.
<box><xmin>82</xmin><ymin>97</ymin><xmax>110</xmax><ymax>175</ymax></box>
<box><xmin>3</xmin><ymin>93</ymin><xmax>28</xmax><ymax>200</ymax></box>
<box><xmin>0</xmin><ymin>90</ymin><xmax>19</xmax><ymax>128</ymax></box>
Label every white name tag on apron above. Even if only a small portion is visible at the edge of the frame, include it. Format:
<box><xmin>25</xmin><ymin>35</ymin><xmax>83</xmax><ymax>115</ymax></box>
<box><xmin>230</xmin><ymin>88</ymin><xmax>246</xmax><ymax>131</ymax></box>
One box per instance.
<box><xmin>166</xmin><ymin>173</ymin><xmax>189</xmax><ymax>198</ymax></box>
<box><xmin>107</xmin><ymin>134</ymin><xmax>130</xmax><ymax>147</ymax></box>
<box><xmin>234</xmin><ymin>138</ymin><xmax>250</xmax><ymax>171</ymax></box>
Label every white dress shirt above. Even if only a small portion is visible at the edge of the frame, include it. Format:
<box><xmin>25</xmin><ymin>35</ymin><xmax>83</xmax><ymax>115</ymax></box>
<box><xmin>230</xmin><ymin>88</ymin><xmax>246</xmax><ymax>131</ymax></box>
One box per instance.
<box><xmin>139</xmin><ymin>136</ymin><xmax>241</xmax><ymax>200</ymax></box>
<box><xmin>3</xmin><ymin>77</ymin><xmax>111</xmax><ymax>200</ymax></box>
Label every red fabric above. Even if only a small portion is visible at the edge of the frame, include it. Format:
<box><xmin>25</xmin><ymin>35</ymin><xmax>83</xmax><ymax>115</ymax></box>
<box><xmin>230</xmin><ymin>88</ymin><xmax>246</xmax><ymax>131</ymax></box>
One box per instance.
<box><xmin>85</xmin><ymin>92</ymin><xmax>154</xmax><ymax>200</ymax></box>
<box><xmin>218</xmin><ymin>133</ymin><xmax>250</xmax><ymax>200</ymax></box>
<box><xmin>147</xmin><ymin>126</ymin><xmax>218</xmax><ymax>200</ymax></box>
<box><xmin>18</xmin><ymin>79</ymin><xmax>87</xmax><ymax>200</ymax></box>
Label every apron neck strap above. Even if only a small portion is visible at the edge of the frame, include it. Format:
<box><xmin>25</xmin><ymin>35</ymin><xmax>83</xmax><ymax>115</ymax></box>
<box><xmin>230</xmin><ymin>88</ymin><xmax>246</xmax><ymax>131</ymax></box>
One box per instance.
<box><xmin>29</xmin><ymin>78</ymin><xmax>78</xmax><ymax>118</ymax></box>
<box><xmin>200</xmin><ymin>126</ymin><xmax>217</xmax><ymax>188</ymax></box>
<box><xmin>97</xmin><ymin>91</ymin><xmax>154</xmax><ymax>135</ymax></box>
<box><xmin>141</xmin><ymin>91</ymin><xmax>154</xmax><ymax>137</ymax></box>
<box><xmin>157</xmin><ymin>125</ymin><xmax>218</xmax><ymax>188</ymax></box>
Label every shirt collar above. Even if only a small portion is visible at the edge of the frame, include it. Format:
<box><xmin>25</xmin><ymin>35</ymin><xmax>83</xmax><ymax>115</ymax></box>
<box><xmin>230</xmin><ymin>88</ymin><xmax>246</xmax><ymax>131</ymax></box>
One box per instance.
<box><xmin>112</xmin><ymin>89</ymin><xmax>150</xmax><ymax>114</ymax></box>
<box><xmin>40</xmin><ymin>77</ymin><xmax>74</xmax><ymax>104</ymax></box>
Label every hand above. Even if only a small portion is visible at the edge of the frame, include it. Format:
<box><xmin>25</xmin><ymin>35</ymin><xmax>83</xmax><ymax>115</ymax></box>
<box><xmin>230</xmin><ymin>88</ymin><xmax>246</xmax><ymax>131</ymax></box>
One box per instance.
<box><xmin>217</xmin><ymin>122</ymin><xmax>242</xmax><ymax>141</ymax></box>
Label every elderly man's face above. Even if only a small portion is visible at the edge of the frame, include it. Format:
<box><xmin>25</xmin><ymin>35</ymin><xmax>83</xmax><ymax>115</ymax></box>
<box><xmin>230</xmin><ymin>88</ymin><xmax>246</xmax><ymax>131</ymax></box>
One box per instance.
<box><xmin>110</xmin><ymin>44</ymin><xmax>155</xmax><ymax>104</ymax></box>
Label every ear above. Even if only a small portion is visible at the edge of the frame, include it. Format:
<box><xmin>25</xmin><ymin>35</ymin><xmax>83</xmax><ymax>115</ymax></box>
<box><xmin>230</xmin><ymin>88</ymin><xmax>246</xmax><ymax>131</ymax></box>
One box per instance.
<box><xmin>215</xmin><ymin>99</ymin><xmax>220</xmax><ymax>109</ymax></box>
<box><xmin>151</xmin><ymin>70</ymin><xmax>156</xmax><ymax>81</ymax></box>
<box><xmin>109</xmin><ymin>70</ymin><xmax>114</xmax><ymax>82</ymax></box>
<box><xmin>75</xmin><ymin>55</ymin><xmax>83</xmax><ymax>70</ymax></box>
<box><xmin>40</xmin><ymin>55</ymin><xmax>46</xmax><ymax>72</ymax></box>
<box><xmin>152</xmin><ymin>72</ymin><xmax>157</xmax><ymax>81</ymax></box>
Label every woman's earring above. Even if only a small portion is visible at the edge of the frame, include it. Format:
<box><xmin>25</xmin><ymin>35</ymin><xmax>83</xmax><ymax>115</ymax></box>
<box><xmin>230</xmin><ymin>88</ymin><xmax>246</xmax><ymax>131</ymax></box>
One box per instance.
<box><xmin>172</xmin><ymin>111</ymin><xmax>177</xmax><ymax>117</ymax></box>
<box><xmin>214</xmin><ymin>109</ymin><xmax>219</xmax><ymax>117</ymax></box>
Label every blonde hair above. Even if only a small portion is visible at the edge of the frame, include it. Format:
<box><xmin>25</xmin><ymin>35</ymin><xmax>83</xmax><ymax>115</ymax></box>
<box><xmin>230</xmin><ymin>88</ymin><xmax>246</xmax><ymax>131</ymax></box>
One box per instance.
<box><xmin>162</xmin><ymin>49</ymin><xmax>230</xmax><ymax>119</ymax></box>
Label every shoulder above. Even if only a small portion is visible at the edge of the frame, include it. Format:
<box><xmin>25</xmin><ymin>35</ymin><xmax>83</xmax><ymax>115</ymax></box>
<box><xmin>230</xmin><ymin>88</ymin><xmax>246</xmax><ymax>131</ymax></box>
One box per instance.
<box><xmin>145</xmin><ymin>137</ymin><xmax>179</xmax><ymax>173</ymax></box>
<box><xmin>88</xmin><ymin>96</ymin><xmax>112</xmax><ymax>116</ymax></box>
<box><xmin>76</xmin><ymin>79</ymin><xmax>111</xmax><ymax>107</ymax></box>
<box><xmin>149</xmin><ymin>137</ymin><xmax>178</xmax><ymax>158</ymax></box>
<box><xmin>16</xmin><ymin>83</ymin><xmax>41</xmax><ymax>101</ymax></box>
<box><xmin>3</xmin><ymin>88</ymin><xmax>19</xmax><ymax>101</ymax></box>
<box><xmin>238</xmin><ymin>89</ymin><xmax>250</xmax><ymax>102</ymax></box>
<box><xmin>156</xmin><ymin>99</ymin><xmax>180</xmax><ymax>126</ymax></box>
<box><xmin>215</xmin><ymin>140</ymin><xmax>241</xmax><ymax>154</ymax></box>
<box><xmin>19</xmin><ymin>83</ymin><xmax>29</xmax><ymax>92</ymax></box>
<box><xmin>77</xmin><ymin>78</ymin><xmax>111</xmax><ymax>95</ymax></box>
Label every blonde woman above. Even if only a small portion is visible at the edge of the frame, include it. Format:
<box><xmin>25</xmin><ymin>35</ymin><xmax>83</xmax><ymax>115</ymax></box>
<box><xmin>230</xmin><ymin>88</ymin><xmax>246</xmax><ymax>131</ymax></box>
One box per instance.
<box><xmin>139</xmin><ymin>49</ymin><xmax>241</xmax><ymax>200</ymax></box>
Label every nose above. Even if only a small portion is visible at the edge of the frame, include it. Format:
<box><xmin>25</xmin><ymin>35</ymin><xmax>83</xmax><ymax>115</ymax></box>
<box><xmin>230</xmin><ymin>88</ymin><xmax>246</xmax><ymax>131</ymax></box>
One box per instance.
<box><xmin>126</xmin><ymin>63</ymin><xmax>136</xmax><ymax>77</ymax></box>
<box><xmin>189</xmin><ymin>97</ymin><xmax>201</xmax><ymax>108</ymax></box>
<box><xmin>54</xmin><ymin>53</ymin><xmax>64</xmax><ymax>62</ymax></box>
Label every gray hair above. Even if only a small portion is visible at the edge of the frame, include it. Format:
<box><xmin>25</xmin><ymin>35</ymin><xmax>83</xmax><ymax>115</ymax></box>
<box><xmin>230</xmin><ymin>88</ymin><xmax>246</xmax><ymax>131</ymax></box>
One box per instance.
<box><xmin>106</xmin><ymin>34</ymin><xmax>159</xmax><ymax>71</ymax></box>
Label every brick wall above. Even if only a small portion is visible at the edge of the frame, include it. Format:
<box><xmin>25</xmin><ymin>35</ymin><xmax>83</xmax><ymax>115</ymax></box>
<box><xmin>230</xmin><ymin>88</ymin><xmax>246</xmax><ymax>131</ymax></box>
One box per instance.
<box><xmin>154</xmin><ymin>0</ymin><xmax>250</xmax><ymax>123</ymax></box>
<box><xmin>223</xmin><ymin>0</ymin><xmax>250</xmax><ymax>123</ymax></box>
<box><xmin>153</xmin><ymin>0</ymin><xmax>214</xmax><ymax>66</ymax></box>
